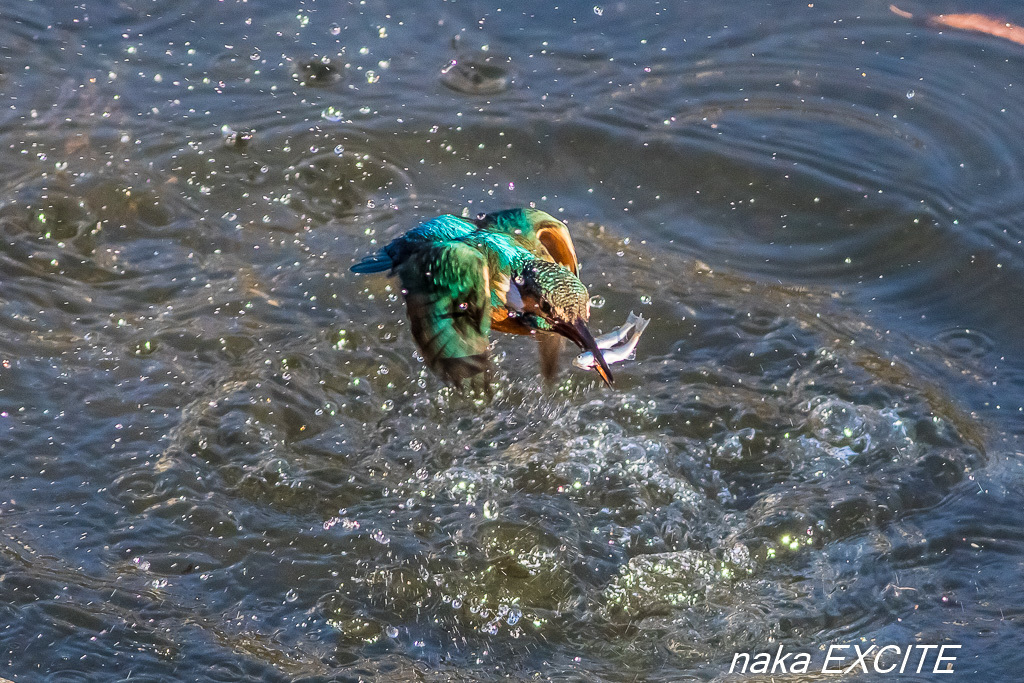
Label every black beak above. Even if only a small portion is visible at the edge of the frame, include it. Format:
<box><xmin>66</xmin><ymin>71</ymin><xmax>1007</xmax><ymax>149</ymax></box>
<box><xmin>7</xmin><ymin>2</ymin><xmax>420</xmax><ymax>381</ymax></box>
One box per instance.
<box><xmin>554</xmin><ymin>318</ymin><xmax>614</xmax><ymax>387</ymax></box>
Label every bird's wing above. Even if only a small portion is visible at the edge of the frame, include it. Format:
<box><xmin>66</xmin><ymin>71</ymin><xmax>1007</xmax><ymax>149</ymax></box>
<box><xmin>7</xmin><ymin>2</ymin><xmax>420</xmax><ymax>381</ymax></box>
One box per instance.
<box><xmin>398</xmin><ymin>241</ymin><xmax>492</xmax><ymax>384</ymax></box>
<box><xmin>351</xmin><ymin>214</ymin><xmax>476</xmax><ymax>274</ymax></box>
<box><xmin>476</xmin><ymin>209</ymin><xmax>581</xmax><ymax>277</ymax></box>
<box><xmin>533</xmin><ymin>219</ymin><xmax>580</xmax><ymax>277</ymax></box>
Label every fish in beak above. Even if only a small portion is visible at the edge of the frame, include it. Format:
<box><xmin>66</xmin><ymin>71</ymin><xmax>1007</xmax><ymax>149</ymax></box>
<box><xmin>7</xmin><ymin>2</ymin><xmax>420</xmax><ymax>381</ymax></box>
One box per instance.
<box><xmin>553</xmin><ymin>318</ymin><xmax>614</xmax><ymax>387</ymax></box>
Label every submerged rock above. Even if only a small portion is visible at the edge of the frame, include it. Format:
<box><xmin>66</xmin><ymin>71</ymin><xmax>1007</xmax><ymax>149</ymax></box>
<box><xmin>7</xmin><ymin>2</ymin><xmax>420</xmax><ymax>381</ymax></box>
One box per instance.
<box><xmin>294</xmin><ymin>56</ymin><xmax>342</xmax><ymax>86</ymax></box>
<box><xmin>440</xmin><ymin>52</ymin><xmax>512</xmax><ymax>95</ymax></box>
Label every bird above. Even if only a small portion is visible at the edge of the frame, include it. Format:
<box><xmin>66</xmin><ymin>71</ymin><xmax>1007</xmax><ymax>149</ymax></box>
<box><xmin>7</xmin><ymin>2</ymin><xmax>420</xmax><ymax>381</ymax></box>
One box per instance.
<box><xmin>350</xmin><ymin>208</ymin><xmax>613</xmax><ymax>388</ymax></box>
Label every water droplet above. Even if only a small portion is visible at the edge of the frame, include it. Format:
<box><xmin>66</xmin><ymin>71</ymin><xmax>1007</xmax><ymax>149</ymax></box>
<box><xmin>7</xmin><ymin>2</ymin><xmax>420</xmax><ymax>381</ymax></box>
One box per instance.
<box><xmin>640</xmin><ymin>295</ymin><xmax>652</xmax><ymax>305</ymax></box>
<box><xmin>589</xmin><ymin>294</ymin><xmax>606</xmax><ymax>308</ymax></box>
<box><xmin>334</xmin><ymin>144</ymin><xmax>345</xmax><ymax>155</ymax></box>
<box><xmin>385</xmin><ymin>625</ymin><xmax>399</xmax><ymax>638</ymax></box>
<box><xmin>371</xmin><ymin>528</ymin><xmax>391</xmax><ymax>544</ymax></box>
<box><xmin>451</xmin><ymin>597</ymin><xmax>463</xmax><ymax>609</ymax></box>
<box><xmin>285</xmin><ymin>589</ymin><xmax>298</xmax><ymax>602</ymax></box>
<box><xmin>506</xmin><ymin>606</ymin><xmax>522</xmax><ymax>625</ymax></box>
<box><xmin>906</xmin><ymin>89</ymin><xmax>915</xmax><ymax>99</ymax></box>
<box><xmin>330</xmin><ymin>23</ymin><xmax>341</xmax><ymax>36</ymax></box>
<box><xmin>250</xmin><ymin>51</ymin><xmax>260</xmax><ymax>61</ymax></box>
<box><xmin>321</xmin><ymin>106</ymin><xmax>343</xmax><ymax>122</ymax></box>
<box><xmin>381</xmin><ymin>399</ymin><xmax>394</xmax><ymax>412</ymax></box>
<box><xmin>593</xmin><ymin>5</ymin><xmax>604</xmax><ymax>16</ymax></box>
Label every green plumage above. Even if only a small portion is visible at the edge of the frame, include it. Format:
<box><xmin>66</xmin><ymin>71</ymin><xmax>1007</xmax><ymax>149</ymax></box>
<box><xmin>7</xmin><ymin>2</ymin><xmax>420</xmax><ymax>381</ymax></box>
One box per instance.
<box><xmin>350</xmin><ymin>209</ymin><xmax>612</xmax><ymax>386</ymax></box>
<box><xmin>399</xmin><ymin>241</ymin><xmax>491</xmax><ymax>383</ymax></box>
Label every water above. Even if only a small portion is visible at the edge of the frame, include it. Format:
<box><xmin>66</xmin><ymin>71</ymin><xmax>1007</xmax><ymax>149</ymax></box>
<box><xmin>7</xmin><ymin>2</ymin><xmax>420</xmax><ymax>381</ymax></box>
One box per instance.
<box><xmin>1</xmin><ymin>0</ymin><xmax>1023</xmax><ymax>680</ymax></box>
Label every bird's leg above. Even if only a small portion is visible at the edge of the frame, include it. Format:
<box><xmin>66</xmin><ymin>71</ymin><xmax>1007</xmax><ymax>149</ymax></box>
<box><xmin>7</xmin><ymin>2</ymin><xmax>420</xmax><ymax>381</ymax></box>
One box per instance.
<box><xmin>537</xmin><ymin>333</ymin><xmax>565</xmax><ymax>386</ymax></box>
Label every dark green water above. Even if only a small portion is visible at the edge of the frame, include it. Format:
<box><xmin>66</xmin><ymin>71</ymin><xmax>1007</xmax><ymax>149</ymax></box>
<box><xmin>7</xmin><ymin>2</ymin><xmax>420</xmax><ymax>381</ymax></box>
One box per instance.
<box><xmin>2</xmin><ymin>0</ymin><xmax>1024</xmax><ymax>680</ymax></box>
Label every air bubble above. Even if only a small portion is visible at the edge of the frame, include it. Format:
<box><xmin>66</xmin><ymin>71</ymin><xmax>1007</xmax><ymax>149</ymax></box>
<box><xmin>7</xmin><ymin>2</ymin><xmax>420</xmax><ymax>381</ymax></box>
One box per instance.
<box><xmin>321</xmin><ymin>106</ymin><xmax>344</xmax><ymax>122</ymax></box>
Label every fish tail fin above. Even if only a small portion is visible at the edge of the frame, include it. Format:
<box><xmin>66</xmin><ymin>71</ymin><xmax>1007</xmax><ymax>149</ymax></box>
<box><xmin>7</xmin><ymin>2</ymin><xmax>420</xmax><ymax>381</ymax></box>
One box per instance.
<box><xmin>625</xmin><ymin>311</ymin><xmax>650</xmax><ymax>335</ymax></box>
<box><xmin>630</xmin><ymin>313</ymin><xmax>650</xmax><ymax>335</ymax></box>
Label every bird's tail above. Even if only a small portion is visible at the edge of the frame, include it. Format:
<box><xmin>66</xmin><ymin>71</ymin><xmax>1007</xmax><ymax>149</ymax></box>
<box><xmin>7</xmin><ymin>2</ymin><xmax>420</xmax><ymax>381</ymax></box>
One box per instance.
<box><xmin>350</xmin><ymin>252</ymin><xmax>393</xmax><ymax>273</ymax></box>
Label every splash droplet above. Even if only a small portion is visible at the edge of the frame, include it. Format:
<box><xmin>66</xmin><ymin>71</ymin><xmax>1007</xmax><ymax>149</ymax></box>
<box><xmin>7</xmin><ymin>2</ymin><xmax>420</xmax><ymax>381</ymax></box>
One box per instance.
<box><xmin>321</xmin><ymin>106</ymin><xmax>344</xmax><ymax>122</ymax></box>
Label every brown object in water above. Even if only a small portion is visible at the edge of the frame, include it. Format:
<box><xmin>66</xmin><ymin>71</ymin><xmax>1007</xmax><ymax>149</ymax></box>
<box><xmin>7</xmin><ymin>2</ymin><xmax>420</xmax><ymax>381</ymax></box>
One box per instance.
<box><xmin>891</xmin><ymin>4</ymin><xmax>1024</xmax><ymax>46</ymax></box>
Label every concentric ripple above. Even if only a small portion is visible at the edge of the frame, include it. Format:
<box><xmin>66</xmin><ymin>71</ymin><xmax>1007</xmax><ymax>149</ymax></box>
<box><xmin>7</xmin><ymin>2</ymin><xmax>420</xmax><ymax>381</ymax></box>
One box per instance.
<box><xmin>0</xmin><ymin>0</ymin><xmax>1021</xmax><ymax>680</ymax></box>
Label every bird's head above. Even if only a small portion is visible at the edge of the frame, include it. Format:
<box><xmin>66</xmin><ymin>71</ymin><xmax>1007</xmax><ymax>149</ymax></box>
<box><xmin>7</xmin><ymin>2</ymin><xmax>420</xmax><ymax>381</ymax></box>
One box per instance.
<box><xmin>511</xmin><ymin>260</ymin><xmax>613</xmax><ymax>386</ymax></box>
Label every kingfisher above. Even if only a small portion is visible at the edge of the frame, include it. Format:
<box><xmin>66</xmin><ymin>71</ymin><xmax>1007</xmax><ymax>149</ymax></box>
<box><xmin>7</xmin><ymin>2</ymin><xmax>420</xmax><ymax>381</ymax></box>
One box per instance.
<box><xmin>350</xmin><ymin>208</ymin><xmax>613</xmax><ymax>388</ymax></box>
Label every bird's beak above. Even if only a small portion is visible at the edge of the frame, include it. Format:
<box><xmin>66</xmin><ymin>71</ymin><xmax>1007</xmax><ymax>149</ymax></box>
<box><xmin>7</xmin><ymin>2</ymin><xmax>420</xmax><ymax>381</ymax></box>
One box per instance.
<box><xmin>554</xmin><ymin>318</ymin><xmax>614</xmax><ymax>387</ymax></box>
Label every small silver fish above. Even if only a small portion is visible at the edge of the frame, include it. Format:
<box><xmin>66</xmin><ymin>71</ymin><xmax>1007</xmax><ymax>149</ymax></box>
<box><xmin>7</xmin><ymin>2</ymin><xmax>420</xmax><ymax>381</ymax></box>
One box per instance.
<box><xmin>573</xmin><ymin>312</ymin><xmax>649</xmax><ymax>370</ymax></box>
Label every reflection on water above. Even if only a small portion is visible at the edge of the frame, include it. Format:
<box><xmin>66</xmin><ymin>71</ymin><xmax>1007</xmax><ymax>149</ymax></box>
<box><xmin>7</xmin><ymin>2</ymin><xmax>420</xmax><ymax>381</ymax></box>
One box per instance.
<box><xmin>1</xmin><ymin>0</ymin><xmax>1023</xmax><ymax>680</ymax></box>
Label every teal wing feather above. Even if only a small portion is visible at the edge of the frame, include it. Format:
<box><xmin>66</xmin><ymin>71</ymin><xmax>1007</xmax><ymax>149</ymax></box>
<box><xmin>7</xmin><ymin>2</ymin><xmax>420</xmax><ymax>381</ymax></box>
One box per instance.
<box><xmin>351</xmin><ymin>214</ymin><xmax>476</xmax><ymax>274</ymax></box>
<box><xmin>474</xmin><ymin>208</ymin><xmax>580</xmax><ymax>276</ymax></box>
<box><xmin>398</xmin><ymin>241</ymin><xmax>492</xmax><ymax>383</ymax></box>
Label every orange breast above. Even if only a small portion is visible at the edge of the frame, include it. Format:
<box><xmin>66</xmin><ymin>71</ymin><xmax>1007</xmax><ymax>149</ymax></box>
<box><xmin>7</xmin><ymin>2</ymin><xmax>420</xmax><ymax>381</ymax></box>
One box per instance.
<box><xmin>490</xmin><ymin>309</ymin><xmax>533</xmax><ymax>335</ymax></box>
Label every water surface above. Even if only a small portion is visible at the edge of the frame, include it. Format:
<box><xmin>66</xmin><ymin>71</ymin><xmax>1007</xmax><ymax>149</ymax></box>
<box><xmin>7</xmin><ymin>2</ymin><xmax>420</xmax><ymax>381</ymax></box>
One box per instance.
<box><xmin>1</xmin><ymin>0</ymin><xmax>1023</xmax><ymax>680</ymax></box>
